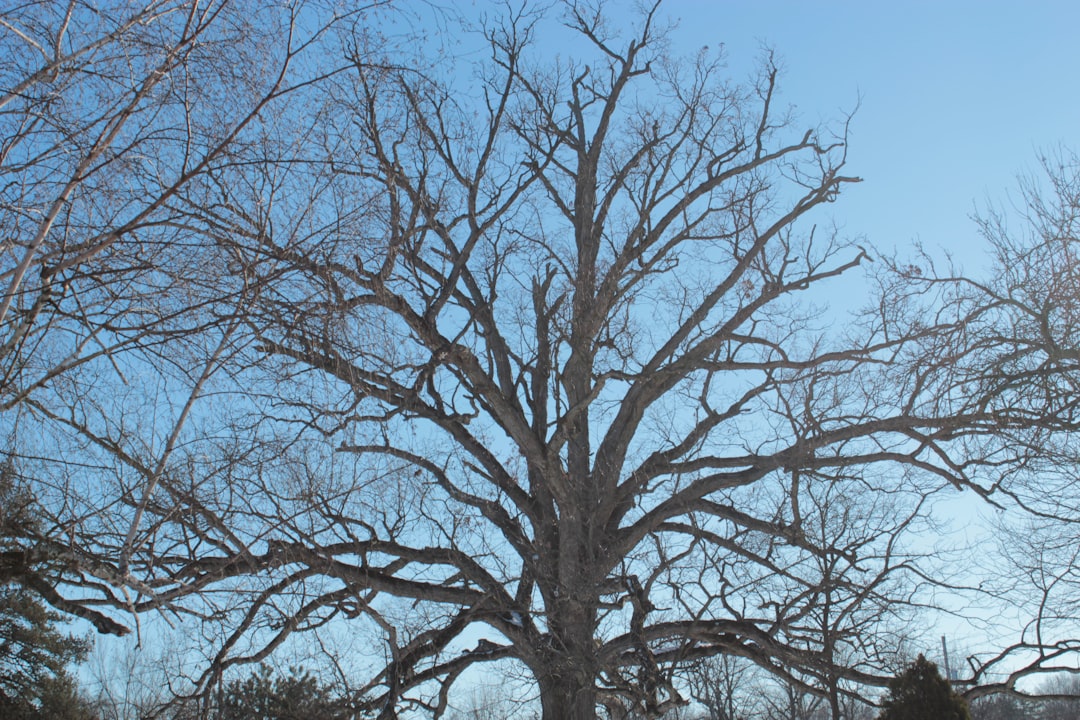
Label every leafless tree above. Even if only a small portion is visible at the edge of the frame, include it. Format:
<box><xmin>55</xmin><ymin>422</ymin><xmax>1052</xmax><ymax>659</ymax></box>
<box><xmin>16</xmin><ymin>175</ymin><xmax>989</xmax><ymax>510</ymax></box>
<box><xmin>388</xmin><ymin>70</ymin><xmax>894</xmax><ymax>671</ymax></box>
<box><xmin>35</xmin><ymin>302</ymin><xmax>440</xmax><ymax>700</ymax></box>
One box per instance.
<box><xmin>1032</xmin><ymin>674</ymin><xmax>1080</xmax><ymax>720</ymax></box>
<box><xmin>211</xmin><ymin>3</ymin><xmax>895</xmax><ymax>713</ymax></box>
<box><xmin>968</xmin><ymin>693</ymin><xmax>1026</xmax><ymax>720</ymax></box>
<box><xmin>2</xmin><ymin>0</ymin><xmax>277</xmax><ymax>401</ymax></box>
<box><xmin>124</xmin><ymin>3</ymin><xmax>1059</xmax><ymax>717</ymax></box>
<box><xmin>86</xmin><ymin>637</ymin><xmax>179</xmax><ymax>720</ymax></box>
<box><xmin>7</xmin><ymin>2</ymin><xmax>1080</xmax><ymax>720</ymax></box>
<box><xmin>897</xmin><ymin>150</ymin><xmax>1080</xmax><ymax>705</ymax></box>
<box><xmin>0</xmin><ymin>0</ymin><xmax>385</xmax><ymax>633</ymax></box>
<box><xmin>685</xmin><ymin>655</ymin><xmax>763</xmax><ymax>720</ymax></box>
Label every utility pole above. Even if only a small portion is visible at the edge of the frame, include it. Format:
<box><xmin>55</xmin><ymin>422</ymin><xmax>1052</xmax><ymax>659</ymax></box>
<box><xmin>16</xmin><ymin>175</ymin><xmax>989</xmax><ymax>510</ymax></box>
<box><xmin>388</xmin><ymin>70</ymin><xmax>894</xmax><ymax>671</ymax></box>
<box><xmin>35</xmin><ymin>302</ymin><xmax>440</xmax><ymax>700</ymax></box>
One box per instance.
<box><xmin>941</xmin><ymin>635</ymin><xmax>953</xmax><ymax>681</ymax></box>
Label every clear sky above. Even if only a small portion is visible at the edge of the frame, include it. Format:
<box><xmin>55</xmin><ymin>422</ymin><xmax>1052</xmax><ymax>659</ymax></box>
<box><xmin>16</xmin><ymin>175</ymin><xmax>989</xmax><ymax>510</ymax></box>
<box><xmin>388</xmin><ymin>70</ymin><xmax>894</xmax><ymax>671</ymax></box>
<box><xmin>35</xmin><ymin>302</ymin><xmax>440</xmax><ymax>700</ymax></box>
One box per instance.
<box><xmin>662</xmin><ymin>0</ymin><xmax>1080</xmax><ymax>269</ymax></box>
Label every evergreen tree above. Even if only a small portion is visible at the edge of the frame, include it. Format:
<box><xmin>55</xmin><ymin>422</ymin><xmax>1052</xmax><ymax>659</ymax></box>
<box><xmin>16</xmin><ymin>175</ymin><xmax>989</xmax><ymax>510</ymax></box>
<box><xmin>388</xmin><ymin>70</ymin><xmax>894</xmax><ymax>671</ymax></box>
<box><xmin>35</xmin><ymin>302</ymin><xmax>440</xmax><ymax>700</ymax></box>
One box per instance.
<box><xmin>0</xmin><ymin>586</ymin><xmax>95</xmax><ymax>719</ymax></box>
<box><xmin>0</xmin><ymin>462</ymin><xmax>96</xmax><ymax>719</ymax></box>
<box><xmin>219</xmin><ymin>664</ymin><xmax>352</xmax><ymax>720</ymax></box>
<box><xmin>878</xmin><ymin>654</ymin><xmax>970</xmax><ymax>720</ymax></box>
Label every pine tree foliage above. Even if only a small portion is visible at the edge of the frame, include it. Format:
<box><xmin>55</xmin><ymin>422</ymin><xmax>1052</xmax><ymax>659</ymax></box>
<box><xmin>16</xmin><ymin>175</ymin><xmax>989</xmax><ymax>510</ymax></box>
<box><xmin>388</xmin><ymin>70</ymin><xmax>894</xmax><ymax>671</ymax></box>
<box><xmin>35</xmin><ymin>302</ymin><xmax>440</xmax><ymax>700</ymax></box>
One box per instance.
<box><xmin>219</xmin><ymin>664</ymin><xmax>353</xmax><ymax>720</ymax></box>
<box><xmin>877</xmin><ymin>655</ymin><xmax>970</xmax><ymax>720</ymax></box>
<box><xmin>0</xmin><ymin>461</ymin><xmax>95</xmax><ymax>718</ymax></box>
<box><xmin>0</xmin><ymin>586</ymin><xmax>94</xmax><ymax>718</ymax></box>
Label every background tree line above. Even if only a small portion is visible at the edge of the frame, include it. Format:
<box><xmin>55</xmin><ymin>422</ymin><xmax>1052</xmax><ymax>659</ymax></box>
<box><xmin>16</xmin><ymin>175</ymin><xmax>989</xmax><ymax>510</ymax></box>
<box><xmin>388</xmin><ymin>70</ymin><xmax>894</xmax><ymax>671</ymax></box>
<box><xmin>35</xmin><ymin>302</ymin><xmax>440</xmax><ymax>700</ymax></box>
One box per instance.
<box><xmin>4</xmin><ymin>1</ymin><xmax>1080</xmax><ymax>719</ymax></box>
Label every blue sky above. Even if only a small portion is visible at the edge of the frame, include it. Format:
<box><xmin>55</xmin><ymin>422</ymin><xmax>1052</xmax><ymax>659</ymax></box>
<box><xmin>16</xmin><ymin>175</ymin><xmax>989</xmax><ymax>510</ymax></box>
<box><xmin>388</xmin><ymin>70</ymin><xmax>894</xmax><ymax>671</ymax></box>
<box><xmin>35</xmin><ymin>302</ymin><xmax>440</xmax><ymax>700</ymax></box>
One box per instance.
<box><xmin>662</xmin><ymin>0</ymin><xmax>1080</xmax><ymax>269</ymax></box>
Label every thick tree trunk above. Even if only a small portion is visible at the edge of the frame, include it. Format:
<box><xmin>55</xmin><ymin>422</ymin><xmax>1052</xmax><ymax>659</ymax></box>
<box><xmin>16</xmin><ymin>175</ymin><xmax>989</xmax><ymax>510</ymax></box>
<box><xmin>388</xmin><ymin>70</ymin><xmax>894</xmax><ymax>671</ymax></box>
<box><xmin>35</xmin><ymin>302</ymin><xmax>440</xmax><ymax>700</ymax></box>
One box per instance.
<box><xmin>538</xmin><ymin>671</ymin><xmax>598</xmax><ymax>720</ymax></box>
<box><xmin>537</xmin><ymin>595</ymin><xmax>600</xmax><ymax>720</ymax></box>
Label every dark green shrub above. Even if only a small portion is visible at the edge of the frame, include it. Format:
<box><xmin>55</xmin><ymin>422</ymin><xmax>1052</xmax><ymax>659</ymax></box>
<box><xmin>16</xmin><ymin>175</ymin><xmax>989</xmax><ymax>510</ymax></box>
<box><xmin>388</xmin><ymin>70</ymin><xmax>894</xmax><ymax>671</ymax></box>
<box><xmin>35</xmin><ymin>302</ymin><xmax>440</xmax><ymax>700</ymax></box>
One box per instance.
<box><xmin>877</xmin><ymin>654</ymin><xmax>970</xmax><ymax>720</ymax></box>
<box><xmin>220</xmin><ymin>664</ymin><xmax>352</xmax><ymax>720</ymax></box>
